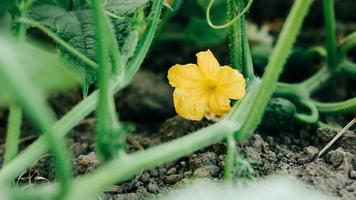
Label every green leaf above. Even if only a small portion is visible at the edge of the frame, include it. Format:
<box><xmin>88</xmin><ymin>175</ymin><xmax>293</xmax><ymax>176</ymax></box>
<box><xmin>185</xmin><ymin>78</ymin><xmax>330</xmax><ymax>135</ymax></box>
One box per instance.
<box><xmin>185</xmin><ymin>18</ymin><xmax>227</xmax><ymax>47</ymax></box>
<box><xmin>104</xmin><ymin>0</ymin><xmax>149</xmax><ymax>13</ymax></box>
<box><xmin>0</xmin><ymin>35</ymin><xmax>80</xmax><ymax>106</ymax></box>
<box><xmin>27</xmin><ymin>1</ymin><xmax>141</xmax><ymax>96</ymax></box>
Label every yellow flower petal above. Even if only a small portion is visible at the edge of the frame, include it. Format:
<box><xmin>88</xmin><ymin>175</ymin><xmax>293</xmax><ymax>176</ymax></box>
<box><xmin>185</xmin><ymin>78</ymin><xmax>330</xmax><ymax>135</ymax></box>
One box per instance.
<box><xmin>173</xmin><ymin>88</ymin><xmax>208</xmax><ymax>120</ymax></box>
<box><xmin>207</xmin><ymin>93</ymin><xmax>231</xmax><ymax>116</ymax></box>
<box><xmin>167</xmin><ymin>64</ymin><xmax>208</xmax><ymax>88</ymax></box>
<box><xmin>216</xmin><ymin>66</ymin><xmax>246</xmax><ymax>99</ymax></box>
<box><xmin>196</xmin><ymin>50</ymin><xmax>220</xmax><ymax>80</ymax></box>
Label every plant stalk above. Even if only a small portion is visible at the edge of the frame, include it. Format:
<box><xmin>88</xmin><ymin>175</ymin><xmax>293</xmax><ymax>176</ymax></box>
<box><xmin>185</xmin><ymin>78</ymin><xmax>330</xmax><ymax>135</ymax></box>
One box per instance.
<box><xmin>223</xmin><ymin>135</ymin><xmax>236</xmax><ymax>182</ymax></box>
<box><xmin>3</xmin><ymin>104</ymin><xmax>22</xmax><ymax>166</ymax></box>
<box><xmin>323</xmin><ymin>0</ymin><xmax>338</xmax><ymax>69</ymax></box>
<box><xmin>91</xmin><ymin>0</ymin><xmax>121</xmax><ymax>161</ymax></box>
<box><xmin>235</xmin><ymin>0</ymin><xmax>314</xmax><ymax>139</ymax></box>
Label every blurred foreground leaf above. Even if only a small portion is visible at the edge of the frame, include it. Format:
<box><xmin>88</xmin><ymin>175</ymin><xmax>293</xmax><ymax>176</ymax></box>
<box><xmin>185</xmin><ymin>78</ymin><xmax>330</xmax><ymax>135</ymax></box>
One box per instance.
<box><xmin>160</xmin><ymin>175</ymin><xmax>335</xmax><ymax>200</ymax></box>
<box><xmin>0</xmin><ymin>35</ymin><xmax>80</xmax><ymax>106</ymax></box>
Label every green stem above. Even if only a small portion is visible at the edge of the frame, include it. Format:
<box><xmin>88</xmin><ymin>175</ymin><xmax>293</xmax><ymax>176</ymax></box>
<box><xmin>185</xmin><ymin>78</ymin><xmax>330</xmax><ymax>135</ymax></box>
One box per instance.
<box><xmin>227</xmin><ymin>0</ymin><xmax>254</xmax><ymax>81</ymax></box>
<box><xmin>323</xmin><ymin>0</ymin><xmax>338</xmax><ymax>69</ymax></box>
<box><xmin>0</xmin><ymin>0</ymin><xmax>164</xmax><ymax>183</ymax></box>
<box><xmin>125</xmin><ymin>0</ymin><xmax>164</xmax><ymax>81</ymax></box>
<box><xmin>0</xmin><ymin>49</ymin><xmax>72</xmax><ymax>199</ymax></box>
<box><xmin>274</xmin><ymin>82</ymin><xmax>307</xmax><ymax>100</ymax></box>
<box><xmin>207</xmin><ymin>0</ymin><xmax>253</xmax><ymax>29</ymax></box>
<box><xmin>227</xmin><ymin>0</ymin><xmax>242</xmax><ymax>71</ymax></box>
<box><xmin>155</xmin><ymin>0</ymin><xmax>183</xmax><ymax>37</ymax></box>
<box><xmin>340</xmin><ymin>60</ymin><xmax>356</xmax><ymax>77</ymax></box>
<box><xmin>18</xmin><ymin>18</ymin><xmax>99</xmax><ymax>70</ymax></box>
<box><xmin>14</xmin><ymin>1</ymin><xmax>27</xmax><ymax>41</ymax></box>
<box><xmin>300</xmin><ymin>67</ymin><xmax>332</xmax><ymax>94</ymax></box>
<box><xmin>107</xmin><ymin>19</ymin><xmax>124</xmax><ymax>75</ymax></box>
<box><xmin>314</xmin><ymin>97</ymin><xmax>356</xmax><ymax>114</ymax></box>
<box><xmin>91</xmin><ymin>0</ymin><xmax>122</xmax><ymax>161</ymax></box>
<box><xmin>339</xmin><ymin>32</ymin><xmax>356</xmax><ymax>58</ymax></box>
<box><xmin>294</xmin><ymin>100</ymin><xmax>319</xmax><ymax>124</ymax></box>
<box><xmin>316</xmin><ymin>120</ymin><xmax>333</xmax><ymax>129</ymax></box>
<box><xmin>339</xmin><ymin>31</ymin><xmax>356</xmax><ymax>57</ymax></box>
<box><xmin>223</xmin><ymin>135</ymin><xmax>236</xmax><ymax>182</ymax></box>
<box><xmin>3</xmin><ymin>104</ymin><xmax>22</xmax><ymax>166</ymax></box>
<box><xmin>234</xmin><ymin>0</ymin><xmax>314</xmax><ymax>139</ymax></box>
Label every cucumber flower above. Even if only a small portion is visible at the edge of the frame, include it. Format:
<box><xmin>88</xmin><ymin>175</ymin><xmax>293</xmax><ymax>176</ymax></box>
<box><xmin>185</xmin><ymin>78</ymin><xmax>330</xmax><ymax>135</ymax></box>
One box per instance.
<box><xmin>167</xmin><ymin>50</ymin><xmax>246</xmax><ymax>121</ymax></box>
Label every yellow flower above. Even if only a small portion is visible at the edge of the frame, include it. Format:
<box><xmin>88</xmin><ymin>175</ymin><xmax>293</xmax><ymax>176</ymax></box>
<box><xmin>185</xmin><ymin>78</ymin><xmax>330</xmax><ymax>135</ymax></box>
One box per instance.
<box><xmin>167</xmin><ymin>50</ymin><xmax>246</xmax><ymax>121</ymax></box>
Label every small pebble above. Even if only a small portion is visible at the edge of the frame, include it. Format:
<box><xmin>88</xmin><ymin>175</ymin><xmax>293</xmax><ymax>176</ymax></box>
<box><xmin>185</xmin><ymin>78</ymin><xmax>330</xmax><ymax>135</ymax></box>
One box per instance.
<box><xmin>136</xmin><ymin>185</ymin><xmax>147</xmax><ymax>194</ymax></box>
<box><xmin>349</xmin><ymin>170</ymin><xmax>356</xmax><ymax>179</ymax></box>
<box><xmin>114</xmin><ymin>193</ymin><xmax>138</xmax><ymax>200</ymax></box>
<box><xmin>167</xmin><ymin>167</ymin><xmax>177</xmax><ymax>175</ymax></box>
<box><xmin>139</xmin><ymin>172</ymin><xmax>150</xmax><ymax>183</ymax></box>
<box><xmin>193</xmin><ymin>165</ymin><xmax>220</xmax><ymax>178</ymax></box>
<box><xmin>326</xmin><ymin>148</ymin><xmax>345</xmax><ymax>168</ymax></box>
<box><xmin>165</xmin><ymin>174</ymin><xmax>183</xmax><ymax>184</ymax></box>
<box><xmin>297</xmin><ymin>146</ymin><xmax>318</xmax><ymax>164</ymax></box>
<box><xmin>149</xmin><ymin>169</ymin><xmax>159</xmax><ymax>177</ymax></box>
<box><xmin>147</xmin><ymin>182</ymin><xmax>159</xmax><ymax>193</ymax></box>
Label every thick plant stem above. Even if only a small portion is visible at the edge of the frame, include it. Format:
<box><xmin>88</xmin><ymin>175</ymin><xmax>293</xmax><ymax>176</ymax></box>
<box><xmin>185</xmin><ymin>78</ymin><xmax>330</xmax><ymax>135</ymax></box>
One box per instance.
<box><xmin>3</xmin><ymin>104</ymin><xmax>22</xmax><ymax>166</ymax></box>
<box><xmin>323</xmin><ymin>0</ymin><xmax>338</xmax><ymax>69</ymax></box>
<box><xmin>0</xmin><ymin>0</ymin><xmax>164</xmax><ymax>183</ymax></box>
<box><xmin>227</xmin><ymin>0</ymin><xmax>254</xmax><ymax>81</ymax></box>
<box><xmin>91</xmin><ymin>0</ymin><xmax>121</xmax><ymax>161</ymax></box>
<box><xmin>223</xmin><ymin>135</ymin><xmax>236</xmax><ymax>182</ymax></box>
<box><xmin>235</xmin><ymin>0</ymin><xmax>314</xmax><ymax>139</ymax></box>
<box><xmin>227</xmin><ymin>0</ymin><xmax>242</xmax><ymax>71</ymax></box>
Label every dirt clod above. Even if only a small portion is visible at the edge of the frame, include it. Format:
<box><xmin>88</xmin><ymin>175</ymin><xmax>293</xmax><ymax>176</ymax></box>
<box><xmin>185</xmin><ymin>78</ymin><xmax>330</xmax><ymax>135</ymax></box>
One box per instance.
<box><xmin>75</xmin><ymin>152</ymin><xmax>99</xmax><ymax>175</ymax></box>
<box><xmin>326</xmin><ymin>148</ymin><xmax>347</xmax><ymax>169</ymax></box>
<box><xmin>297</xmin><ymin>146</ymin><xmax>318</xmax><ymax>164</ymax></box>
<box><xmin>189</xmin><ymin>152</ymin><xmax>219</xmax><ymax>168</ymax></box>
<box><xmin>165</xmin><ymin>174</ymin><xmax>183</xmax><ymax>184</ymax></box>
<box><xmin>193</xmin><ymin>165</ymin><xmax>220</xmax><ymax>178</ymax></box>
<box><xmin>147</xmin><ymin>182</ymin><xmax>159</xmax><ymax>193</ymax></box>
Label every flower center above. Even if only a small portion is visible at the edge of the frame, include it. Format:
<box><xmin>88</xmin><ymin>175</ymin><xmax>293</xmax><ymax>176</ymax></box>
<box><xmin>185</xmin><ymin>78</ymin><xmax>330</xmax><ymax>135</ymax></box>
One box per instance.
<box><xmin>207</xmin><ymin>83</ymin><xmax>217</xmax><ymax>93</ymax></box>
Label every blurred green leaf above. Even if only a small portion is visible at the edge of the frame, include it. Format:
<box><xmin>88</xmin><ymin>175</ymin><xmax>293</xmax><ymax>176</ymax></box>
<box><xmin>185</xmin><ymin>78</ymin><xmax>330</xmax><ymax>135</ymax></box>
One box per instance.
<box><xmin>0</xmin><ymin>35</ymin><xmax>80</xmax><ymax>106</ymax></box>
<box><xmin>185</xmin><ymin>18</ymin><xmax>227</xmax><ymax>47</ymax></box>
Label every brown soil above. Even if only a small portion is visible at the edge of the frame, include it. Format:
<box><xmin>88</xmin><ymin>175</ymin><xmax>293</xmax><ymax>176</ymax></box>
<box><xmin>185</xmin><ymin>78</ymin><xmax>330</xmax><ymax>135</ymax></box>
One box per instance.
<box><xmin>0</xmin><ymin>70</ymin><xmax>354</xmax><ymax>200</ymax></box>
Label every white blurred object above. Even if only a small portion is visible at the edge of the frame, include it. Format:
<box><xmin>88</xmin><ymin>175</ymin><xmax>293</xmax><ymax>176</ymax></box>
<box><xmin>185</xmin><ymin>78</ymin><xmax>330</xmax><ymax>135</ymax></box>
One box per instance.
<box><xmin>160</xmin><ymin>175</ymin><xmax>337</xmax><ymax>200</ymax></box>
<box><xmin>247</xmin><ymin>21</ymin><xmax>274</xmax><ymax>46</ymax></box>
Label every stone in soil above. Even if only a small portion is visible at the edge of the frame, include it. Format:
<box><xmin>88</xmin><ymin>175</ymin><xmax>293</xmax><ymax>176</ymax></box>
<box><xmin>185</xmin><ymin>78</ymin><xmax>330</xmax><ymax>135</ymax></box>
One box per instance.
<box><xmin>193</xmin><ymin>165</ymin><xmax>220</xmax><ymax>178</ymax></box>
<box><xmin>297</xmin><ymin>146</ymin><xmax>319</xmax><ymax>164</ymax></box>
